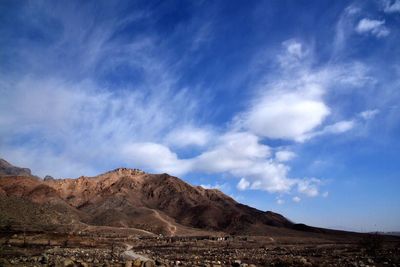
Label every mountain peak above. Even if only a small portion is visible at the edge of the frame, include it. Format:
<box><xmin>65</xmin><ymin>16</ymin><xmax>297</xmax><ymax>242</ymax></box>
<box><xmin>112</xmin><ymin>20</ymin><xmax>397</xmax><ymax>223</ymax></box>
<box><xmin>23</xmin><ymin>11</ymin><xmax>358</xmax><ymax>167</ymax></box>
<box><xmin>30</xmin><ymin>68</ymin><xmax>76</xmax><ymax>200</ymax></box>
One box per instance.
<box><xmin>105</xmin><ymin>167</ymin><xmax>145</xmax><ymax>176</ymax></box>
<box><xmin>0</xmin><ymin>158</ymin><xmax>32</xmax><ymax>177</ymax></box>
<box><xmin>0</xmin><ymin>158</ymin><xmax>297</xmax><ymax>236</ymax></box>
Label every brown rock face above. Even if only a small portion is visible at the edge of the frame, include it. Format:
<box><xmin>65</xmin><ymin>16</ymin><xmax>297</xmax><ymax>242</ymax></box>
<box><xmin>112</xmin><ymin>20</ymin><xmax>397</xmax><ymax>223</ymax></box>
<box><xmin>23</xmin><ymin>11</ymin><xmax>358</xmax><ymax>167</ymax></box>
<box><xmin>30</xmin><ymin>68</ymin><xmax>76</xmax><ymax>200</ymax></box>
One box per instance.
<box><xmin>0</xmin><ymin>159</ymin><xmax>294</xmax><ymax>236</ymax></box>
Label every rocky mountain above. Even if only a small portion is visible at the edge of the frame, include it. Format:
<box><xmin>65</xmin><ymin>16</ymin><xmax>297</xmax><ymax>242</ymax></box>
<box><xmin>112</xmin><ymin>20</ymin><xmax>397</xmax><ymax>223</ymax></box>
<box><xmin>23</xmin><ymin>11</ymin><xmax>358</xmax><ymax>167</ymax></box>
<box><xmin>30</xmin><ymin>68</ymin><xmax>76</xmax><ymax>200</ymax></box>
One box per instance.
<box><xmin>0</xmin><ymin>159</ymin><xmax>324</xmax><ymax>236</ymax></box>
<box><xmin>0</xmin><ymin>158</ymin><xmax>32</xmax><ymax>177</ymax></box>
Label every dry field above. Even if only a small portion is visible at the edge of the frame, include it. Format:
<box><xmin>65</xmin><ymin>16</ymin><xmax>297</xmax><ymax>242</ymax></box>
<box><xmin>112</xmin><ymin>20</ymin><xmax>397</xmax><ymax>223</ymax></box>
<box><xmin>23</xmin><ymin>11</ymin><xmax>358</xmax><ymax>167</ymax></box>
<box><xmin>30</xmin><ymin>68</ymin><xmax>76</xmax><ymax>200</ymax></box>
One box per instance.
<box><xmin>1</xmin><ymin>229</ymin><xmax>399</xmax><ymax>267</ymax></box>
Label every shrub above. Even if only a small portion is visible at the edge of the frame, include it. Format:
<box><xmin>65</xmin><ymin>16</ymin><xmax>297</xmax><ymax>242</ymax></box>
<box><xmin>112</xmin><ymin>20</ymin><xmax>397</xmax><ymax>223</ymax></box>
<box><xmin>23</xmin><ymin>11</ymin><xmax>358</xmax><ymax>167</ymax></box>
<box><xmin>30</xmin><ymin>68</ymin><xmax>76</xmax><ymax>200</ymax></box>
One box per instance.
<box><xmin>359</xmin><ymin>232</ymin><xmax>383</xmax><ymax>256</ymax></box>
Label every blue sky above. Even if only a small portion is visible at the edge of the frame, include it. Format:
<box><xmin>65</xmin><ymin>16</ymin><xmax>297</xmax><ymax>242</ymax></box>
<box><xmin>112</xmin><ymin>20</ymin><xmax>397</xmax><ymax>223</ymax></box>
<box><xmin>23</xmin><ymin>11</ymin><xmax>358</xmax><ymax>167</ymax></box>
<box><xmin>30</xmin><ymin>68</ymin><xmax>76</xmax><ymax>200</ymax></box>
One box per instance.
<box><xmin>1</xmin><ymin>0</ymin><xmax>399</xmax><ymax>232</ymax></box>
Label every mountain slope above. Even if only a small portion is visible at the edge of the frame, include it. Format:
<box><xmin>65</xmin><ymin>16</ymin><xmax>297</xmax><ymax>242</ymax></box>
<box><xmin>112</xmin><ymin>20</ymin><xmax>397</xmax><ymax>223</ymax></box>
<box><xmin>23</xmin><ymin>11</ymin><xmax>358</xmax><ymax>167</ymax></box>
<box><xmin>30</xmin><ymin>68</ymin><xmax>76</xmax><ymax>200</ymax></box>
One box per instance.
<box><xmin>0</xmin><ymin>159</ymin><xmax>32</xmax><ymax>177</ymax></box>
<box><xmin>0</xmin><ymin>159</ymin><xmax>298</xmax><ymax>236</ymax></box>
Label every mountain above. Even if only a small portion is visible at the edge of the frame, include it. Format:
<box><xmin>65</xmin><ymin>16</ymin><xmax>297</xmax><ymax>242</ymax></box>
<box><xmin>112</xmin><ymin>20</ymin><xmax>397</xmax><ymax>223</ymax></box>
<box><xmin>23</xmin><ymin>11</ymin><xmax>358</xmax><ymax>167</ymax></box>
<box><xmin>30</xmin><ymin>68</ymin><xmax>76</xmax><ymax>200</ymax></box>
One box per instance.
<box><xmin>0</xmin><ymin>159</ymin><xmax>329</xmax><ymax>237</ymax></box>
<box><xmin>0</xmin><ymin>158</ymin><xmax>32</xmax><ymax>177</ymax></box>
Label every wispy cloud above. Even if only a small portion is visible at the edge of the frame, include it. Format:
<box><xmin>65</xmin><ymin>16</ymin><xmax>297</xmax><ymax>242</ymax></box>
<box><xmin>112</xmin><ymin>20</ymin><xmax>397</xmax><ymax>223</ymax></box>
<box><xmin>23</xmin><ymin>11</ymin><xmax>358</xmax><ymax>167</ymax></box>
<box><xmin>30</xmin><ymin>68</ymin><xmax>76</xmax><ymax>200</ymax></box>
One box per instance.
<box><xmin>240</xmin><ymin>83</ymin><xmax>330</xmax><ymax>141</ymax></box>
<box><xmin>381</xmin><ymin>0</ymin><xmax>400</xmax><ymax>13</ymax></box>
<box><xmin>292</xmin><ymin>196</ymin><xmax>301</xmax><ymax>203</ymax></box>
<box><xmin>0</xmin><ymin>2</ymin><xmax>201</xmax><ymax>177</ymax></box>
<box><xmin>0</xmin><ymin>77</ymin><xmax>197</xmax><ymax>177</ymax></box>
<box><xmin>165</xmin><ymin>126</ymin><xmax>213</xmax><ymax>148</ymax></box>
<box><xmin>299</xmin><ymin>120</ymin><xmax>355</xmax><ymax>142</ymax></box>
<box><xmin>275</xmin><ymin>150</ymin><xmax>296</xmax><ymax>162</ymax></box>
<box><xmin>359</xmin><ymin>109</ymin><xmax>380</xmax><ymax>120</ymax></box>
<box><xmin>356</xmin><ymin>18</ymin><xmax>390</xmax><ymax>38</ymax></box>
<box><xmin>237</xmin><ymin>178</ymin><xmax>251</xmax><ymax>191</ymax></box>
<box><xmin>297</xmin><ymin>178</ymin><xmax>321</xmax><ymax>197</ymax></box>
<box><xmin>0</xmin><ymin>30</ymin><xmax>371</xmax><ymax>198</ymax></box>
<box><xmin>0</xmin><ymin>1</ymin><xmax>394</xmax><ymax>205</ymax></box>
<box><xmin>235</xmin><ymin>40</ymin><xmax>371</xmax><ymax>143</ymax></box>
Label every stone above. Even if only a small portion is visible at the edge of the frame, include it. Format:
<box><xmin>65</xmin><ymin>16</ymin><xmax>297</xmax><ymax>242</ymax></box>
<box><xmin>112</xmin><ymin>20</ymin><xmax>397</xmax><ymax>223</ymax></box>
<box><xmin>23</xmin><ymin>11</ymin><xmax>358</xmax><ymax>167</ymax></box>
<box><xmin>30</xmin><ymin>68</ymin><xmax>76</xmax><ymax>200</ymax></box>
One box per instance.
<box><xmin>144</xmin><ymin>261</ymin><xmax>155</xmax><ymax>267</ymax></box>
<box><xmin>63</xmin><ymin>258</ymin><xmax>75</xmax><ymax>267</ymax></box>
<box><xmin>77</xmin><ymin>262</ymin><xmax>89</xmax><ymax>267</ymax></box>
<box><xmin>40</xmin><ymin>254</ymin><xmax>49</xmax><ymax>264</ymax></box>
<box><xmin>299</xmin><ymin>257</ymin><xmax>308</xmax><ymax>264</ymax></box>
<box><xmin>133</xmin><ymin>259</ymin><xmax>142</xmax><ymax>266</ymax></box>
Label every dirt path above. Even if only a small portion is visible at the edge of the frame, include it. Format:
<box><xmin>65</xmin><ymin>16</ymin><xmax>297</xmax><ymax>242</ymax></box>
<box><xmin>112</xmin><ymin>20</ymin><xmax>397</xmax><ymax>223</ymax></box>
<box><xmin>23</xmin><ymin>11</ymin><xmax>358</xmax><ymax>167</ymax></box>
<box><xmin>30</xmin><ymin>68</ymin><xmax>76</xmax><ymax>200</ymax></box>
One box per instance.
<box><xmin>122</xmin><ymin>243</ymin><xmax>155</xmax><ymax>265</ymax></box>
<box><xmin>82</xmin><ymin>224</ymin><xmax>155</xmax><ymax>236</ymax></box>
<box><xmin>152</xmin><ymin>210</ymin><xmax>177</xmax><ymax>235</ymax></box>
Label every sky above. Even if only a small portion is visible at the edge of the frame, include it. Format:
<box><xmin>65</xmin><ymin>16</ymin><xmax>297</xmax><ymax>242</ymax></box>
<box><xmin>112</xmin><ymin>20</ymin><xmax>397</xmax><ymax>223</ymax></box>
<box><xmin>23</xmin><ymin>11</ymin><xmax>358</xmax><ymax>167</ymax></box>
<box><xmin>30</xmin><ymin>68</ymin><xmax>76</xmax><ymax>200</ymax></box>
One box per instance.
<box><xmin>0</xmin><ymin>0</ymin><xmax>399</xmax><ymax>232</ymax></box>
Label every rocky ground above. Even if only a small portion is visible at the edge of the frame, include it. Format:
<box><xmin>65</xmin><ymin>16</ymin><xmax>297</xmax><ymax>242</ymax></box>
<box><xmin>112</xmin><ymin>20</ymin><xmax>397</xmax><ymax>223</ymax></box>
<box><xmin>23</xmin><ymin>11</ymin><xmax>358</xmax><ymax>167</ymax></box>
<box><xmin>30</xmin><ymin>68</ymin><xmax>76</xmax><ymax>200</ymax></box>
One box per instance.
<box><xmin>0</xmin><ymin>232</ymin><xmax>399</xmax><ymax>267</ymax></box>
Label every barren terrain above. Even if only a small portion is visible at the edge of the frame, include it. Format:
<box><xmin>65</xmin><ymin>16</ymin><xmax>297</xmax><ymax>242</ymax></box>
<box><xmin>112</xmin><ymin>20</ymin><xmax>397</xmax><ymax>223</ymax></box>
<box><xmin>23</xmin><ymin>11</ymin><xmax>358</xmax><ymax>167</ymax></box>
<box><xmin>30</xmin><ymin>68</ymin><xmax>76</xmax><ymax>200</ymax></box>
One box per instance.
<box><xmin>1</xmin><ymin>229</ymin><xmax>399</xmax><ymax>266</ymax></box>
<box><xmin>0</xmin><ymin>159</ymin><xmax>399</xmax><ymax>266</ymax></box>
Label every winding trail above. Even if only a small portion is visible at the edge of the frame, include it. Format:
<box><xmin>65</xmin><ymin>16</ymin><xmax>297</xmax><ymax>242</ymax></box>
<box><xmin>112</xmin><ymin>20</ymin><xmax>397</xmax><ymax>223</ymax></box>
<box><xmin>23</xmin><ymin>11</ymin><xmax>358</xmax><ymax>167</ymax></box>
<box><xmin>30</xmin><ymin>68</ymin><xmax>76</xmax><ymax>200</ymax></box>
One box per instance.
<box><xmin>122</xmin><ymin>244</ymin><xmax>155</xmax><ymax>265</ymax></box>
<box><xmin>152</xmin><ymin>210</ymin><xmax>177</xmax><ymax>235</ymax></box>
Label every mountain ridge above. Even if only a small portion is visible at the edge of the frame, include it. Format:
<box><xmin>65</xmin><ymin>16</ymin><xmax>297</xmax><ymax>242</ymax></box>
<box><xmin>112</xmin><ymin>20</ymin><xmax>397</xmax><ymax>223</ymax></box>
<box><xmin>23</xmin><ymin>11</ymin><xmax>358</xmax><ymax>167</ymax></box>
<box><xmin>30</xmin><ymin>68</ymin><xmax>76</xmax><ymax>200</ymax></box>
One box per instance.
<box><xmin>0</xmin><ymin>158</ymin><xmax>344</xmax><ymax>238</ymax></box>
<box><xmin>0</xmin><ymin>158</ymin><xmax>33</xmax><ymax>177</ymax></box>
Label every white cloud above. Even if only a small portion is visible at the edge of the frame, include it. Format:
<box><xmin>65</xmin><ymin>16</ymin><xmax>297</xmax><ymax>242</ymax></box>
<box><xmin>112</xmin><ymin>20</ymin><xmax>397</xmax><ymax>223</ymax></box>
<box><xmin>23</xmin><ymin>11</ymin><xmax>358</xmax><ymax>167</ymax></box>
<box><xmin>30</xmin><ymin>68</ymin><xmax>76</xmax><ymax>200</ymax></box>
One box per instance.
<box><xmin>162</xmin><ymin>130</ymin><xmax>318</xmax><ymax>195</ymax></box>
<box><xmin>120</xmin><ymin>142</ymin><xmax>191</xmax><ymax>176</ymax></box>
<box><xmin>299</xmin><ymin>120</ymin><xmax>355</xmax><ymax>141</ymax></box>
<box><xmin>241</xmin><ymin>86</ymin><xmax>330</xmax><ymax>140</ymax></box>
<box><xmin>275</xmin><ymin>150</ymin><xmax>296</xmax><ymax>162</ymax></box>
<box><xmin>0</xmin><ymin>146</ymin><xmax>96</xmax><ymax>178</ymax></box>
<box><xmin>88</xmin><ymin>39</ymin><xmax>372</xmax><ymax>196</ymax></box>
<box><xmin>382</xmin><ymin>0</ymin><xmax>400</xmax><ymax>13</ymax></box>
<box><xmin>237</xmin><ymin>178</ymin><xmax>250</xmax><ymax>190</ymax></box>
<box><xmin>112</xmin><ymin>130</ymin><xmax>321</xmax><ymax>196</ymax></box>
<box><xmin>334</xmin><ymin>5</ymin><xmax>357</xmax><ymax>53</ymax></box>
<box><xmin>297</xmin><ymin>178</ymin><xmax>320</xmax><ymax>197</ymax></box>
<box><xmin>278</xmin><ymin>39</ymin><xmax>310</xmax><ymax>69</ymax></box>
<box><xmin>345</xmin><ymin>5</ymin><xmax>361</xmax><ymax>15</ymax></box>
<box><xmin>193</xmin><ymin>132</ymin><xmax>271</xmax><ymax>173</ymax></box>
<box><xmin>189</xmin><ymin>131</ymin><xmax>300</xmax><ymax>194</ymax></box>
<box><xmin>322</xmin><ymin>191</ymin><xmax>329</xmax><ymax>198</ymax></box>
<box><xmin>335</xmin><ymin>5</ymin><xmax>393</xmax><ymax>53</ymax></box>
<box><xmin>360</xmin><ymin>109</ymin><xmax>380</xmax><ymax>120</ymax></box>
<box><xmin>241</xmin><ymin>162</ymin><xmax>295</xmax><ymax>193</ymax></box>
<box><xmin>165</xmin><ymin>125</ymin><xmax>213</xmax><ymax>148</ymax></box>
<box><xmin>276</xmin><ymin>198</ymin><xmax>285</xmax><ymax>205</ymax></box>
<box><xmin>331</xmin><ymin>62</ymin><xmax>374</xmax><ymax>87</ymax></box>
<box><xmin>0</xmin><ymin>63</ymin><xmax>326</xmax><ymax>197</ymax></box>
<box><xmin>0</xmin><ymin>6</ymin><xmax>203</xmax><ymax>179</ymax></box>
<box><xmin>356</xmin><ymin>18</ymin><xmax>390</xmax><ymax>38</ymax></box>
<box><xmin>322</xmin><ymin>120</ymin><xmax>355</xmax><ymax>134</ymax></box>
<box><xmin>292</xmin><ymin>196</ymin><xmax>301</xmax><ymax>203</ymax></box>
<box><xmin>237</xmin><ymin>40</ymin><xmax>371</xmax><ymax>143</ymax></box>
<box><xmin>0</xmin><ymin>76</ymin><xmax>197</xmax><ymax>177</ymax></box>
<box><xmin>1</xmin><ymin>1</ymin><xmax>393</xmax><ymax>207</ymax></box>
<box><xmin>286</xmin><ymin>41</ymin><xmax>303</xmax><ymax>58</ymax></box>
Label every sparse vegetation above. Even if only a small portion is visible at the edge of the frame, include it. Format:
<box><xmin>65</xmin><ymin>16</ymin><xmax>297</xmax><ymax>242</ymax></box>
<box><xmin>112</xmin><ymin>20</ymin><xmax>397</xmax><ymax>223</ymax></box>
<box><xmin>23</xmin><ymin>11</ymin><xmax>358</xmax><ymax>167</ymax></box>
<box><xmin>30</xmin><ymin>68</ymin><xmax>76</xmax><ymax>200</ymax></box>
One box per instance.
<box><xmin>1</xmin><ymin>161</ymin><xmax>399</xmax><ymax>266</ymax></box>
<box><xmin>359</xmin><ymin>232</ymin><xmax>383</xmax><ymax>256</ymax></box>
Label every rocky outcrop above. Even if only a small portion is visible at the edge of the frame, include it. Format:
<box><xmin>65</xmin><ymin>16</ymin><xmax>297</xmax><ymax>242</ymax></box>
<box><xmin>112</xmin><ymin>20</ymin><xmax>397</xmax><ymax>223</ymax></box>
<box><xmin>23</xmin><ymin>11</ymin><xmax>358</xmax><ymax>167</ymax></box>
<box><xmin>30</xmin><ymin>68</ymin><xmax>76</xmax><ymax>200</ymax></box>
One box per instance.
<box><xmin>0</xmin><ymin>159</ymin><xmax>300</xmax><ymax>236</ymax></box>
<box><xmin>0</xmin><ymin>158</ymin><xmax>32</xmax><ymax>177</ymax></box>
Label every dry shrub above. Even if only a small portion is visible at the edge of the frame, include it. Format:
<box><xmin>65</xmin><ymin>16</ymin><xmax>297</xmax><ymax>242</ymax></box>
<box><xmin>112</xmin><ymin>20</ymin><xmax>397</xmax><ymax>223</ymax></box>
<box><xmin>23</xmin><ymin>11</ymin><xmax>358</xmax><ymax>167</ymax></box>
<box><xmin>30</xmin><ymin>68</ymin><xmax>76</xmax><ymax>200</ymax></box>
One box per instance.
<box><xmin>359</xmin><ymin>232</ymin><xmax>383</xmax><ymax>256</ymax></box>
